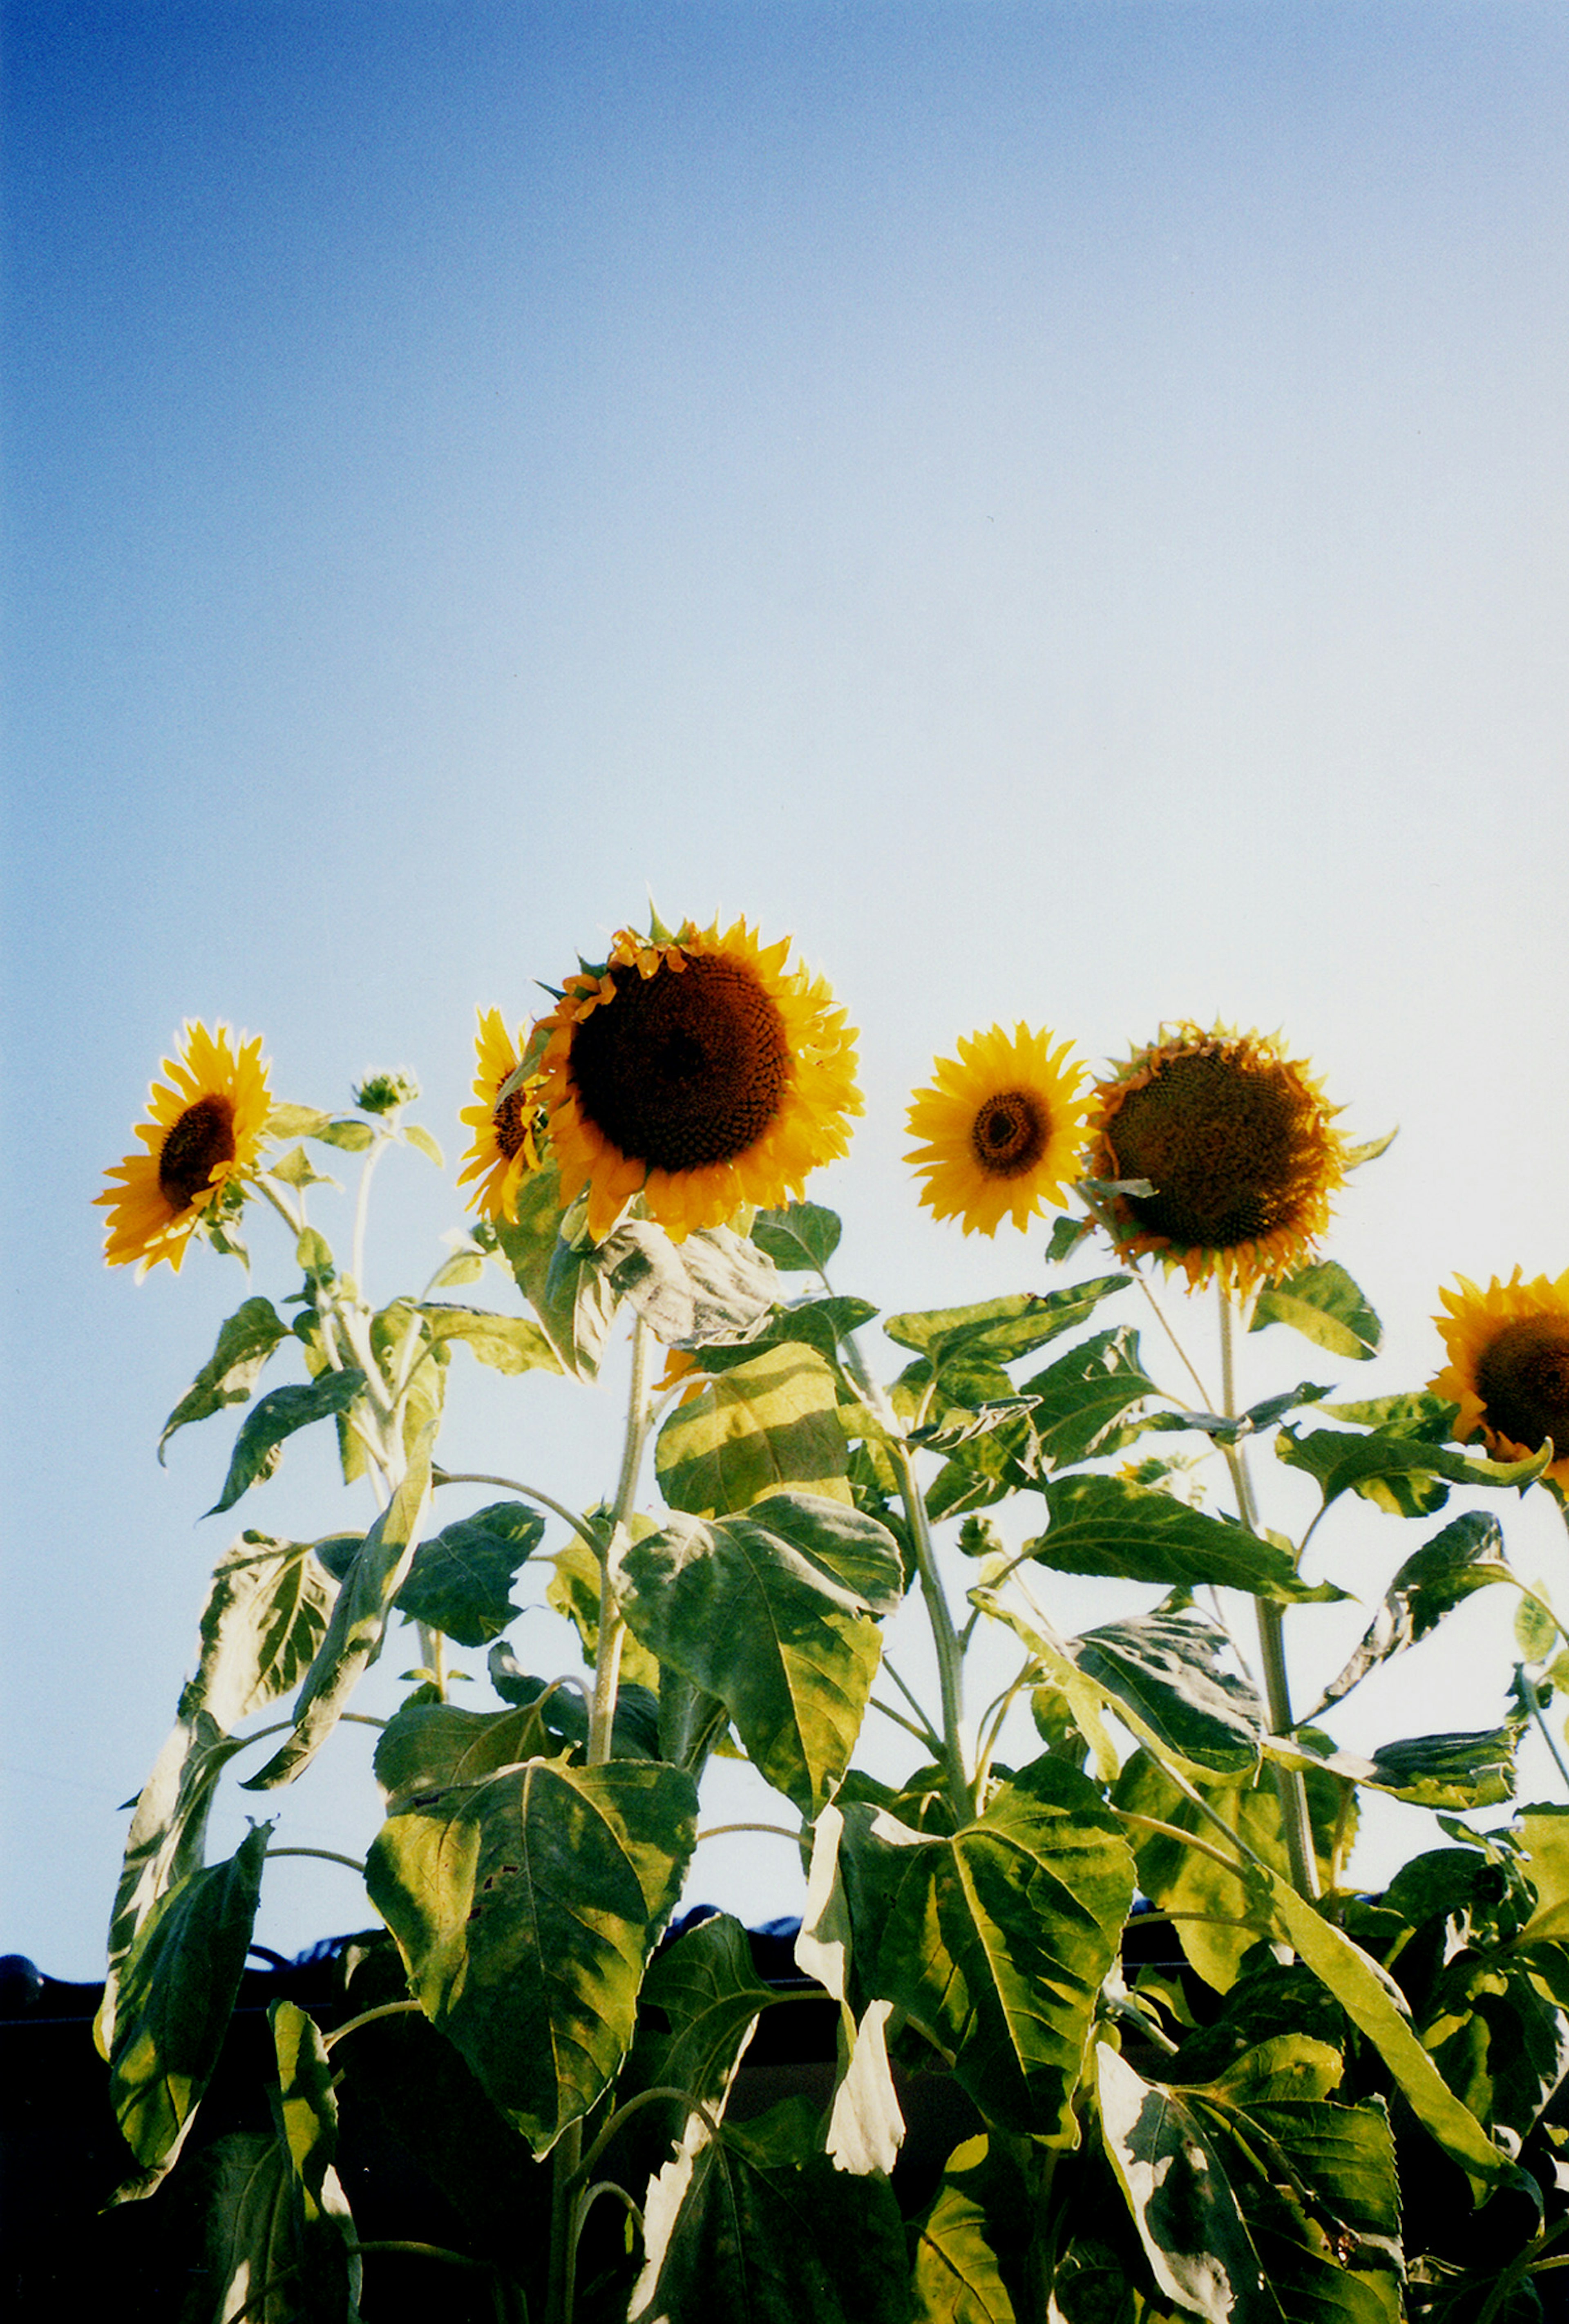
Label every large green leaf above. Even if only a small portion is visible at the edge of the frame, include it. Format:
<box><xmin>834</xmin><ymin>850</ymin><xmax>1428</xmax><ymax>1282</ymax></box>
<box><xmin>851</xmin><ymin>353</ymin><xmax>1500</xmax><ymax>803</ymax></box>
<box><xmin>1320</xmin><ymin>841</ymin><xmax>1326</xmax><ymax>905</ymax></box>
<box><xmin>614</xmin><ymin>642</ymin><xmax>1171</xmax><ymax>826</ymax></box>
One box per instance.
<box><xmin>1425</xmin><ymin>1949</ymin><xmax>1569</xmax><ymax>2147</ymax></box>
<box><xmin>1264</xmin><ymin>1873</ymin><xmax>1509</xmax><ymax>2202</ymax></box>
<box><xmin>159</xmin><ymin>1296</ymin><xmax>291</xmax><ymax>1460</ymax></box>
<box><xmin>1276</xmin><ymin>1424</ymin><xmax>1548</xmax><ymax>1517</ymax></box>
<box><xmin>603</xmin><ymin>1218</ymin><xmax>781</xmax><ymax>1347</ymax></box>
<box><xmin>490</xmin><ymin>1160</ymin><xmax>621</xmax><ymax>1379</ymax></box>
<box><xmin>909</xmin><ymin>2134</ymin><xmax>1029</xmax><ymax>2324</ymax></box>
<box><xmin>1028</xmin><ymin>1474</ymin><xmax>1343</xmax><ymax>1604</ymax></box>
<box><xmin>883</xmin><ymin>1278</ymin><xmax>1131</xmax><ymax>1369</ymax></box>
<box><xmin>751</xmin><ymin>1201</ymin><xmax>843</xmax><ymax>1272</ymax></box>
<box><xmin>105</xmin><ymin>1823</ymin><xmax>271</xmax><ymax>2182</ymax></box>
<box><xmin>244</xmin><ymin>1445</ymin><xmax>432</xmax><ymax>1788</ymax></box>
<box><xmin>190</xmin><ymin>2132</ymin><xmax>305</xmax><ymax>2324</ymax></box>
<box><xmin>617</xmin><ymin>1493</ymin><xmax>902</xmax><ymax>1814</ymax></box>
<box><xmin>1249</xmin><ymin>1263</ymin><xmax>1382</xmax><ymax>1361</ymax></box>
<box><xmin>365</xmin><ymin>1755</ymin><xmax>697</xmax><ymax>2153</ymax></box>
<box><xmin>417</xmin><ymin>1302</ymin><xmax>565</xmax><ymax>1376</ymax></box>
<box><xmin>1071</xmin><ymin>1598</ymin><xmax>1266</xmax><ymax>1781</ymax></box>
<box><xmin>1312</xmin><ymin>1513</ymin><xmax>1512</xmax><ymax>1713</ymax></box>
<box><xmin>655</xmin><ymin>1342</ymin><xmax>853</xmax><ymax>1515</ymax></box>
<box><xmin>840</xmin><ymin>1756</ymin><xmax>1136</xmax><ymax>2140</ymax></box>
<box><xmin>920</xmin><ymin>1329</ymin><xmax>1161</xmax><ymax>1522</ymax></box>
<box><xmin>396</xmin><ymin>1498</ymin><xmax>543</xmax><ymax>1646</ymax></box>
<box><xmin>206</xmin><ymin>1368</ymin><xmax>368</xmax><ymax>1515</ymax></box>
<box><xmin>630</xmin><ymin>2112</ymin><xmax>912</xmax><ymax>2324</ymax></box>
<box><xmin>622</xmin><ymin>1911</ymin><xmax>782</xmax><ymax>2151</ymax></box>
<box><xmin>1095</xmin><ymin>2043</ymin><xmax>1282</xmax><ymax>2324</ymax></box>
<box><xmin>1113</xmin><ymin>1747</ymin><xmax>1345</xmax><ymax>1993</ymax></box>
<box><xmin>268</xmin><ymin>2000</ymin><xmax>358</xmax><ymax>2320</ymax></box>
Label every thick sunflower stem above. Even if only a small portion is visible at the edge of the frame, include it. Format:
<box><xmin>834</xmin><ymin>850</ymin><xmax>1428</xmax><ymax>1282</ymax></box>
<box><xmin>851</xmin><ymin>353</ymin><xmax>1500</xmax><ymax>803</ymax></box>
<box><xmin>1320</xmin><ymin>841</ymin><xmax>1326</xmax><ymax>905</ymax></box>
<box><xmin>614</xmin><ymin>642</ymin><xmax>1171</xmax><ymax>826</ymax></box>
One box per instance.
<box><xmin>1218</xmin><ymin>1294</ymin><xmax>1319</xmax><ymax>1903</ymax></box>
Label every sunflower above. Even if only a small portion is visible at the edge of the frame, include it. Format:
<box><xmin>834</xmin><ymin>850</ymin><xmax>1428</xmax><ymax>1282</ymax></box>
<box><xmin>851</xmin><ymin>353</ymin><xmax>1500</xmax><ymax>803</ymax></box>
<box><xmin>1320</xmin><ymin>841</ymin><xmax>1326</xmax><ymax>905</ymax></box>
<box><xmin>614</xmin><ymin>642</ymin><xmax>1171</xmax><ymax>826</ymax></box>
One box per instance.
<box><xmin>456</xmin><ymin>1009</ymin><xmax>547</xmax><ymax>1223</ymax></box>
<box><xmin>537</xmin><ymin>917</ymin><xmax>861</xmax><ymax>1242</ymax></box>
<box><xmin>905</xmin><ymin>1023</ymin><xmax>1091</xmax><ymax>1236</ymax></box>
<box><xmin>1429</xmin><ymin>1269</ymin><xmax>1569</xmax><ymax>1490</ymax></box>
<box><xmin>97</xmin><ymin>1021</ymin><xmax>271</xmax><ymax>1275</ymax></box>
<box><xmin>1088</xmin><ymin>1022</ymin><xmax>1349</xmax><ymax>1299</ymax></box>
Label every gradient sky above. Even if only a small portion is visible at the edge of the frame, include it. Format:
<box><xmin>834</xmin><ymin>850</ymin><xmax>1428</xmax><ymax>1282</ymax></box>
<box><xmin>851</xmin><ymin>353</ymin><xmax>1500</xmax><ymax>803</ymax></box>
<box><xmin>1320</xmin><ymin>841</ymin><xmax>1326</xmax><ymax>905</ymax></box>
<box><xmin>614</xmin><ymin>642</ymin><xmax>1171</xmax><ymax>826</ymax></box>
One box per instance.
<box><xmin>5</xmin><ymin>1</ymin><xmax>1568</xmax><ymax>1975</ymax></box>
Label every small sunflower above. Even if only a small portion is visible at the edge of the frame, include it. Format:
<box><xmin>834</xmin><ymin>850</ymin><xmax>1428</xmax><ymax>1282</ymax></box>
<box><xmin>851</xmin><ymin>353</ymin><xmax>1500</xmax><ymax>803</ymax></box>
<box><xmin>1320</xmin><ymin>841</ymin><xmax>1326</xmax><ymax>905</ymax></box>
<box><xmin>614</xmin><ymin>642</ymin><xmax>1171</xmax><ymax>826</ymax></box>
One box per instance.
<box><xmin>1430</xmin><ymin>1269</ymin><xmax>1569</xmax><ymax>1489</ymax></box>
<box><xmin>456</xmin><ymin>1009</ymin><xmax>547</xmax><ymax>1223</ymax></box>
<box><xmin>97</xmin><ymin>1021</ymin><xmax>271</xmax><ymax>1275</ymax></box>
<box><xmin>538</xmin><ymin>917</ymin><xmax>861</xmax><ymax>1242</ymax></box>
<box><xmin>905</xmin><ymin>1023</ymin><xmax>1091</xmax><ymax>1236</ymax></box>
<box><xmin>1088</xmin><ymin>1021</ymin><xmax>1349</xmax><ymax>1299</ymax></box>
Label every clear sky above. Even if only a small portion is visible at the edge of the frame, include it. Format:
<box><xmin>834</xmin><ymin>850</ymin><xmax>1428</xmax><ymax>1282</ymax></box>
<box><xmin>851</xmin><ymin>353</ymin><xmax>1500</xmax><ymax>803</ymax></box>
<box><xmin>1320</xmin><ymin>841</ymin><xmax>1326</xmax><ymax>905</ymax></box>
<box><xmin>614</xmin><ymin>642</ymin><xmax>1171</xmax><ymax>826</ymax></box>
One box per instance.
<box><xmin>4</xmin><ymin>0</ymin><xmax>1568</xmax><ymax>1976</ymax></box>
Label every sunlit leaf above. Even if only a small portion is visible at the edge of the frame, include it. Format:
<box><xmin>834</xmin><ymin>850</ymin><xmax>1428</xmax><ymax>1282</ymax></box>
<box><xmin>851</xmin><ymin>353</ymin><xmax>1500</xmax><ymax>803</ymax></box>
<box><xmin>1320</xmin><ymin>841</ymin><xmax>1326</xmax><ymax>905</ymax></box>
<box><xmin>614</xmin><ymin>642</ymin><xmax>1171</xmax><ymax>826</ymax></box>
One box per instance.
<box><xmin>1249</xmin><ymin>1263</ymin><xmax>1382</xmax><ymax>1361</ymax></box>
<box><xmin>1028</xmin><ymin>1473</ymin><xmax>1343</xmax><ymax>1604</ymax></box>
<box><xmin>1276</xmin><ymin>1424</ymin><xmax>1549</xmax><ymax>1516</ymax></box>
<box><xmin>418</xmin><ymin>1302</ymin><xmax>565</xmax><ymax>1376</ymax></box>
<box><xmin>1071</xmin><ymin>1598</ymin><xmax>1266</xmax><ymax>1781</ymax></box>
<box><xmin>883</xmin><ymin>1278</ymin><xmax>1131</xmax><ymax>1369</ymax></box>
<box><xmin>618</xmin><ymin>1493</ymin><xmax>902</xmax><ymax>1814</ymax></box>
<box><xmin>366</xmin><ymin>1755</ymin><xmax>697</xmax><ymax>2152</ymax></box>
<box><xmin>655</xmin><ymin>1342</ymin><xmax>854</xmax><ymax>1515</ymax></box>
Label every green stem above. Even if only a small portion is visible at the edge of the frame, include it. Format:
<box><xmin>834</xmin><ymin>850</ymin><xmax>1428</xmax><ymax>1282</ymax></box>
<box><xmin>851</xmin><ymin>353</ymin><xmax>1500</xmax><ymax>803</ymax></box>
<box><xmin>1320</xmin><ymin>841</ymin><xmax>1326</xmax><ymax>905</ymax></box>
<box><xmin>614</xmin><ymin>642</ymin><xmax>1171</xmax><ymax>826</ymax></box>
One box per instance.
<box><xmin>266</xmin><ymin>1846</ymin><xmax>367</xmax><ymax>1877</ymax></box>
<box><xmin>434</xmin><ymin>1468</ymin><xmax>608</xmax><ymax>1562</ymax></box>
<box><xmin>1218</xmin><ymin>1293</ymin><xmax>1318</xmax><ymax>1902</ymax></box>
<box><xmin>1517</xmin><ymin>1662</ymin><xmax>1569</xmax><ymax>1795</ymax></box>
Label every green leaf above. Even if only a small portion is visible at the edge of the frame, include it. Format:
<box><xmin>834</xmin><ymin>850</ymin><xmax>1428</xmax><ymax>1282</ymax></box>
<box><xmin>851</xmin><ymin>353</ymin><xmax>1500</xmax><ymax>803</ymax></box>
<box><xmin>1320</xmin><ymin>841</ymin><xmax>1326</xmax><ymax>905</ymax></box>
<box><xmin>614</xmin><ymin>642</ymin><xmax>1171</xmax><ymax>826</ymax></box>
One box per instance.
<box><xmin>427</xmin><ymin>1246</ymin><xmax>486</xmax><ymax>1292</ymax></box>
<box><xmin>603</xmin><ymin>1218</ymin><xmax>780</xmax><ymax>1348</ymax></box>
<box><xmin>655</xmin><ymin>1342</ymin><xmax>854</xmax><ymax>1515</ymax></box>
<box><xmin>1029</xmin><ymin>1474</ymin><xmax>1343</xmax><ymax>1604</ymax></box>
<box><xmin>622</xmin><ymin>1911</ymin><xmax>781</xmax><ymax>2149</ymax></box>
<box><xmin>205</xmin><ymin>1369</ymin><xmax>367</xmax><ymax>1516</ymax></box>
<box><xmin>365</xmin><ymin>1756</ymin><xmax>697</xmax><ymax>2153</ymax></box>
<box><xmin>418</xmin><ymin>1302</ymin><xmax>565</xmax><ymax>1376</ymax></box>
<box><xmin>1113</xmin><ymin>1747</ymin><xmax>1346</xmax><ymax>1993</ymax></box>
<box><xmin>883</xmin><ymin>1277</ymin><xmax>1131</xmax><ymax>1368</ymax></box>
<box><xmin>631</xmin><ymin>2114</ymin><xmax>912</xmax><ymax>2324</ymax></box>
<box><xmin>492</xmin><ymin>1160</ymin><xmax>622</xmax><ymax>1379</ymax></box>
<box><xmin>396</xmin><ymin>1499</ymin><xmax>544</xmax><ymax>1646</ymax></box>
<box><xmin>617</xmin><ymin>1493</ymin><xmax>903</xmax><ymax>1815</ymax></box>
<box><xmin>269</xmin><ymin>2000</ymin><xmax>358</xmax><ymax>2318</ymax></box>
<box><xmin>751</xmin><ymin>1200</ymin><xmax>843</xmax><ymax>1272</ymax></box>
<box><xmin>105</xmin><ymin>1823</ymin><xmax>271</xmax><ymax>2178</ymax></box>
<box><xmin>1264</xmin><ymin>1872</ymin><xmax>1510</xmax><ymax>2201</ymax></box>
<box><xmin>839</xmin><ymin>1757</ymin><xmax>1136</xmax><ymax>2140</ymax></box>
<box><xmin>694</xmin><ymin>1294</ymin><xmax>880</xmax><ymax>1378</ymax></box>
<box><xmin>313</xmin><ymin>1116</ymin><xmax>375</xmax><ymax>1151</ymax></box>
<box><xmin>267</xmin><ymin>1142</ymin><xmax>340</xmax><ymax>1191</ymax></box>
<box><xmin>190</xmin><ymin>2132</ymin><xmax>306</xmax><ymax>2324</ymax></box>
<box><xmin>1313</xmin><ymin>1513</ymin><xmax>1512</xmax><ymax>1712</ymax></box>
<box><xmin>1016</xmin><ymin>1326</ymin><xmax>1164</xmax><ymax>1470</ymax></box>
<box><xmin>1358</xmin><ymin>1725</ymin><xmax>1521</xmax><ymax>1810</ymax></box>
<box><xmin>1044</xmin><ymin>1213</ymin><xmax>1096</xmax><ymax>1265</ymax></box>
<box><xmin>1071</xmin><ymin>1600</ymin><xmax>1266</xmax><ymax>1781</ymax></box>
<box><xmin>909</xmin><ymin>2133</ymin><xmax>1028</xmax><ymax>2324</ymax></box>
<box><xmin>402</xmin><ymin>1120</ymin><xmax>444</xmax><ymax>1167</ymax></box>
<box><xmin>1095</xmin><ymin>2043</ymin><xmax>1281</xmax><ymax>2324</ymax></box>
<box><xmin>1276</xmin><ymin>1424</ymin><xmax>1549</xmax><ymax>1516</ymax></box>
<box><xmin>1249</xmin><ymin>1262</ymin><xmax>1382</xmax><ymax>1361</ymax></box>
<box><xmin>1320</xmin><ymin>1390</ymin><xmax>1459</xmax><ymax>1439</ymax></box>
<box><xmin>1517</xmin><ymin>1803</ymin><xmax>1569</xmax><ymax>1944</ymax></box>
<box><xmin>244</xmin><ymin>1446</ymin><xmax>432</xmax><ymax>1788</ymax></box>
<box><xmin>1425</xmin><ymin>1950</ymin><xmax>1569</xmax><ymax>2147</ymax></box>
<box><xmin>160</xmin><ymin>1297</ymin><xmax>291</xmax><ymax>1460</ymax></box>
<box><xmin>546</xmin><ymin>1528</ymin><xmax>663</xmax><ymax>1692</ymax></box>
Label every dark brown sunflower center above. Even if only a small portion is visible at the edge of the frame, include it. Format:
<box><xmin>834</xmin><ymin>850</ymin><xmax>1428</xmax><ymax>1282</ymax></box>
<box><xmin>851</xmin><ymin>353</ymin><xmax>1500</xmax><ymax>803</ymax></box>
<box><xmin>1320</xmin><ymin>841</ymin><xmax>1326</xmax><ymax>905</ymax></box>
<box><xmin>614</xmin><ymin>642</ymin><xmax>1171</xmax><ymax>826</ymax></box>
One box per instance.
<box><xmin>1104</xmin><ymin>1048</ymin><xmax>1325</xmax><ymax>1250</ymax></box>
<box><xmin>1474</xmin><ymin>1315</ymin><xmax>1569</xmax><ymax>1457</ymax></box>
<box><xmin>970</xmin><ymin>1089</ymin><xmax>1048</xmax><ymax>1180</ymax></box>
<box><xmin>568</xmin><ymin>952</ymin><xmax>790</xmax><ymax>1173</ymax></box>
<box><xmin>158</xmin><ymin>1095</ymin><xmax>236</xmax><ymax>1210</ymax></box>
<box><xmin>492</xmin><ymin>1086</ymin><xmax>534</xmax><ymax>1162</ymax></box>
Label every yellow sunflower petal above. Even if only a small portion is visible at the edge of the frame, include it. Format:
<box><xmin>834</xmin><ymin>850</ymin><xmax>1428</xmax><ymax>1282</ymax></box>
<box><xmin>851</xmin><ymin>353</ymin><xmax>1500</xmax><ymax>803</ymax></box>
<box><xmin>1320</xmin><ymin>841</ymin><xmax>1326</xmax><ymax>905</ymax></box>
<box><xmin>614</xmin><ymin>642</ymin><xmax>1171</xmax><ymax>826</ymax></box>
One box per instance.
<box><xmin>1087</xmin><ymin>1021</ymin><xmax>1348</xmax><ymax>1300</ymax></box>
<box><xmin>456</xmin><ymin>1007</ymin><xmax>547</xmax><ymax>1224</ymax></box>
<box><xmin>96</xmin><ymin>1022</ymin><xmax>271</xmax><ymax>1277</ymax></box>
<box><xmin>537</xmin><ymin>915</ymin><xmax>862</xmax><ymax>1243</ymax></box>
<box><xmin>905</xmin><ymin>1022</ymin><xmax>1091</xmax><ymax>1237</ymax></box>
<box><xmin>1428</xmin><ymin>1268</ymin><xmax>1569</xmax><ymax>1490</ymax></box>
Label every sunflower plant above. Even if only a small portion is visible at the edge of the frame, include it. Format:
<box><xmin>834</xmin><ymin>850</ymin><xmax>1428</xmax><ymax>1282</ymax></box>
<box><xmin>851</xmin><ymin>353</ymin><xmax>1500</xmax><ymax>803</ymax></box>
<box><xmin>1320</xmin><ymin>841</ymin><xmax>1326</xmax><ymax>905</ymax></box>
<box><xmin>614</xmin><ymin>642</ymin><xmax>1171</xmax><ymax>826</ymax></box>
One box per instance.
<box><xmin>87</xmin><ymin>957</ymin><xmax>1569</xmax><ymax>2324</ymax></box>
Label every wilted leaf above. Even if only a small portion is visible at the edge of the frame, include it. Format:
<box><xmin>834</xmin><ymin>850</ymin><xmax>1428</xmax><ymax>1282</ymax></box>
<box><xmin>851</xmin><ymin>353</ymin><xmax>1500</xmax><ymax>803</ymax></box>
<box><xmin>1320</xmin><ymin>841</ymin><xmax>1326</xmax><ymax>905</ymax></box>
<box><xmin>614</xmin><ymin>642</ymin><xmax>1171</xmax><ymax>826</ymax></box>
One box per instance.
<box><xmin>603</xmin><ymin>1217</ymin><xmax>780</xmax><ymax>1347</ymax></box>
<box><xmin>1313</xmin><ymin>1513</ymin><xmax>1512</xmax><ymax>1713</ymax></box>
<box><xmin>206</xmin><ymin>1370</ymin><xmax>368</xmax><ymax>1516</ymax></box>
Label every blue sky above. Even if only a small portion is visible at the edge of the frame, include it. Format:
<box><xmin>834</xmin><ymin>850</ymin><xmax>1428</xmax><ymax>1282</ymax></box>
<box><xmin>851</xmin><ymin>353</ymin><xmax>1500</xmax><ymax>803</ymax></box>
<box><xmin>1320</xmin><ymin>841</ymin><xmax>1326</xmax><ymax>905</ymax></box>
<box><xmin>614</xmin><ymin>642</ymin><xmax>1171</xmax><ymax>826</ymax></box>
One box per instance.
<box><xmin>5</xmin><ymin>0</ymin><xmax>1568</xmax><ymax>1975</ymax></box>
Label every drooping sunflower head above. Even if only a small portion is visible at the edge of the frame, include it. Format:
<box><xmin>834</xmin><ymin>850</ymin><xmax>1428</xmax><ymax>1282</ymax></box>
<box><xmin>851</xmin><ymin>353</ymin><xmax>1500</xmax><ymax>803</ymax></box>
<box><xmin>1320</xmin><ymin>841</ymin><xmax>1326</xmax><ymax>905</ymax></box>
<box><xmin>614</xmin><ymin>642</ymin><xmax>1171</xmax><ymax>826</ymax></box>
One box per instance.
<box><xmin>97</xmin><ymin>1021</ymin><xmax>272</xmax><ymax>1275</ymax></box>
<box><xmin>1429</xmin><ymin>1269</ymin><xmax>1569</xmax><ymax>1490</ymax></box>
<box><xmin>1088</xmin><ymin>1021</ymin><xmax>1349</xmax><ymax>1298</ymax></box>
<box><xmin>538</xmin><ymin>917</ymin><xmax>861</xmax><ymax>1242</ymax></box>
<box><xmin>905</xmin><ymin>1023</ymin><xmax>1091</xmax><ymax>1236</ymax></box>
<box><xmin>456</xmin><ymin>1008</ymin><xmax>548</xmax><ymax>1223</ymax></box>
